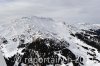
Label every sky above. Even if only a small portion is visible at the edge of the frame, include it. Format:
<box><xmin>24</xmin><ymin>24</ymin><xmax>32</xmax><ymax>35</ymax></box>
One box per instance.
<box><xmin>0</xmin><ymin>0</ymin><xmax>100</xmax><ymax>24</ymax></box>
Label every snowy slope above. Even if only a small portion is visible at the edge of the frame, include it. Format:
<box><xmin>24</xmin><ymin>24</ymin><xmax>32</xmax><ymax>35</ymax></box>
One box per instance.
<box><xmin>0</xmin><ymin>16</ymin><xmax>100</xmax><ymax>66</ymax></box>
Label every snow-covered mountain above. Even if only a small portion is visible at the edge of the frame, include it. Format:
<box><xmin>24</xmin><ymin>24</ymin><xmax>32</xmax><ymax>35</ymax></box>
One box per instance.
<box><xmin>0</xmin><ymin>16</ymin><xmax>100</xmax><ymax>66</ymax></box>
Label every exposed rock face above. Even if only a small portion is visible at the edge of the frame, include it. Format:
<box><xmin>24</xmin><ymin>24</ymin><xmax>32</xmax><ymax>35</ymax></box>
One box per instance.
<box><xmin>74</xmin><ymin>29</ymin><xmax>100</xmax><ymax>51</ymax></box>
<box><xmin>4</xmin><ymin>38</ymin><xmax>80</xmax><ymax>66</ymax></box>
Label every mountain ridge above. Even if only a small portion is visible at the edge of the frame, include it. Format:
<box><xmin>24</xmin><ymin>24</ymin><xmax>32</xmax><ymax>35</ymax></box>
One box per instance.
<box><xmin>0</xmin><ymin>16</ymin><xmax>100</xmax><ymax>66</ymax></box>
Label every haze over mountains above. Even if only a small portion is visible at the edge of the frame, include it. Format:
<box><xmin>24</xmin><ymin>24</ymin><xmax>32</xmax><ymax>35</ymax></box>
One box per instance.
<box><xmin>0</xmin><ymin>0</ymin><xmax>100</xmax><ymax>24</ymax></box>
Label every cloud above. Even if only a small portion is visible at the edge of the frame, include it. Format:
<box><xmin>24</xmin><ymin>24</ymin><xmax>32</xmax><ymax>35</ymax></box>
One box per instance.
<box><xmin>0</xmin><ymin>0</ymin><xmax>100</xmax><ymax>24</ymax></box>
